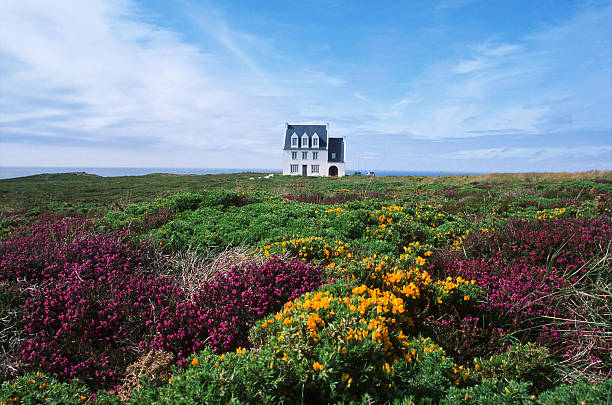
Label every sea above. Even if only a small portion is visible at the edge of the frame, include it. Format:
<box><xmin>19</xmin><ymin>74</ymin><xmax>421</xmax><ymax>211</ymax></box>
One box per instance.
<box><xmin>0</xmin><ymin>167</ymin><xmax>478</xmax><ymax>180</ymax></box>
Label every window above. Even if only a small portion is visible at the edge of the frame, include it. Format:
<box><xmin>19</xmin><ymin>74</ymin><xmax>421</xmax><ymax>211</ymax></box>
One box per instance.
<box><xmin>290</xmin><ymin>164</ymin><xmax>298</xmax><ymax>173</ymax></box>
<box><xmin>311</xmin><ymin>164</ymin><xmax>319</xmax><ymax>173</ymax></box>
<box><xmin>312</xmin><ymin>134</ymin><xmax>319</xmax><ymax>147</ymax></box>
<box><xmin>302</xmin><ymin>151</ymin><xmax>308</xmax><ymax>159</ymax></box>
<box><xmin>302</xmin><ymin>134</ymin><xmax>309</xmax><ymax>148</ymax></box>
<box><xmin>291</xmin><ymin>152</ymin><xmax>297</xmax><ymax>160</ymax></box>
<box><xmin>312</xmin><ymin>152</ymin><xmax>318</xmax><ymax>160</ymax></box>
<box><xmin>291</xmin><ymin>134</ymin><xmax>298</xmax><ymax>147</ymax></box>
<box><xmin>331</xmin><ymin>152</ymin><xmax>337</xmax><ymax>159</ymax></box>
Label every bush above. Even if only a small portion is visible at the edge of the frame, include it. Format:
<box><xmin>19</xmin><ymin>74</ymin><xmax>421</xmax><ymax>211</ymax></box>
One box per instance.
<box><xmin>192</xmin><ymin>257</ymin><xmax>324</xmax><ymax>353</ymax></box>
<box><xmin>132</xmin><ymin>336</ymin><xmax>456</xmax><ymax>404</ymax></box>
<box><xmin>441</xmin><ymin>378</ymin><xmax>612</xmax><ymax>405</ymax></box>
<box><xmin>441</xmin><ymin>379</ymin><xmax>534</xmax><ymax>404</ymax></box>
<box><xmin>21</xmin><ymin>270</ymin><xmax>183</xmax><ymax>389</ymax></box>
<box><xmin>0</xmin><ymin>372</ymin><xmax>89</xmax><ymax>405</ymax></box>
<box><xmin>472</xmin><ymin>343</ymin><xmax>556</xmax><ymax>392</ymax></box>
<box><xmin>1</xmin><ymin>217</ymin><xmax>186</xmax><ymax>389</ymax></box>
<box><xmin>536</xmin><ymin>379</ymin><xmax>612</xmax><ymax>404</ymax></box>
<box><xmin>431</xmin><ymin>217</ymin><xmax>612</xmax><ymax>357</ymax></box>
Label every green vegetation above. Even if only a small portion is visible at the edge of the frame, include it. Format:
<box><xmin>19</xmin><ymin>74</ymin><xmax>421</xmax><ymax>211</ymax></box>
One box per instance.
<box><xmin>1</xmin><ymin>170</ymin><xmax>610</xmax><ymax>404</ymax></box>
<box><xmin>1</xmin><ymin>170</ymin><xmax>610</xmax><ymax>218</ymax></box>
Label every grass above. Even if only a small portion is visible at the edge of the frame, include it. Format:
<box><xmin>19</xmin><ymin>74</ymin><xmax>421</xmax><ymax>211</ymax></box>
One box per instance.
<box><xmin>1</xmin><ymin>170</ymin><xmax>610</xmax><ymax>217</ymax></box>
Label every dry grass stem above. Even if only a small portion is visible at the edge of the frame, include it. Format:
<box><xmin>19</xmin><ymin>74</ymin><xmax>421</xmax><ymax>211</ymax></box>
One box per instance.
<box><xmin>147</xmin><ymin>243</ymin><xmax>289</xmax><ymax>298</ymax></box>
<box><xmin>117</xmin><ymin>351</ymin><xmax>175</xmax><ymax>402</ymax></box>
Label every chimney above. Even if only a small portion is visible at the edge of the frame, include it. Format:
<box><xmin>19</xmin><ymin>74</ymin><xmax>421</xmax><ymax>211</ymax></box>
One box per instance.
<box><xmin>285</xmin><ymin>122</ymin><xmax>289</xmax><ymax>129</ymax></box>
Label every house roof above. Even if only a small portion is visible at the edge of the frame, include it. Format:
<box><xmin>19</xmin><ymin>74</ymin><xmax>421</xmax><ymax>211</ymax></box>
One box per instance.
<box><xmin>283</xmin><ymin>124</ymin><xmax>328</xmax><ymax>149</ymax></box>
<box><xmin>328</xmin><ymin>137</ymin><xmax>344</xmax><ymax>163</ymax></box>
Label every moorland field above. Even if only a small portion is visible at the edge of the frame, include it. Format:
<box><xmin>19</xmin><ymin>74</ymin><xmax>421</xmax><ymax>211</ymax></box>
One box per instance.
<box><xmin>1</xmin><ymin>171</ymin><xmax>611</xmax><ymax>404</ymax></box>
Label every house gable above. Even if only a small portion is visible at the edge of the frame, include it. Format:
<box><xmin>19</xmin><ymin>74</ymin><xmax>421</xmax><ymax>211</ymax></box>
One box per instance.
<box><xmin>283</xmin><ymin>124</ymin><xmax>327</xmax><ymax>149</ymax></box>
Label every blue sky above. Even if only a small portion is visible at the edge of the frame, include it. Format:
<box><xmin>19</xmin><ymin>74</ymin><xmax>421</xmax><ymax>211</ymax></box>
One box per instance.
<box><xmin>1</xmin><ymin>0</ymin><xmax>610</xmax><ymax>172</ymax></box>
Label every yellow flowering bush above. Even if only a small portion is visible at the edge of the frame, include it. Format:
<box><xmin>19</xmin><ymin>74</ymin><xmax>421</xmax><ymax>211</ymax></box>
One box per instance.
<box><xmin>246</xmin><ymin>277</ymin><xmax>470</xmax><ymax>402</ymax></box>
<box><xmin>262</xmin><ymin>237</ymin><xmax>354</xmax><ymax>265</ymax></box>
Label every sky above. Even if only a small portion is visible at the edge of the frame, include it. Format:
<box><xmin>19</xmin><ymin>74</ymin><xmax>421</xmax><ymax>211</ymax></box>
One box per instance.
<box><xmin>0</xmin><ymin>0</ymin><xmax>611</xmax><ymax>172</ymax></box>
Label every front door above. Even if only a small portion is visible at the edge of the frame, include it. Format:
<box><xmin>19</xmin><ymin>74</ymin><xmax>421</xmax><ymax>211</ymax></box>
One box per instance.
<box><xmin>302</xmin><ymin>165</ymin><xmax>307</xmax><ymax>176</ymax></box>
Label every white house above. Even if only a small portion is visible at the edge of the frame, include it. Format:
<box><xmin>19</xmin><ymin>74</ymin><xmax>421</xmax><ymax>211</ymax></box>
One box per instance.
<box><xmin>282</xmin><ymin>123</ymin><xmax>346</xmax><ymax>177</ymax></box>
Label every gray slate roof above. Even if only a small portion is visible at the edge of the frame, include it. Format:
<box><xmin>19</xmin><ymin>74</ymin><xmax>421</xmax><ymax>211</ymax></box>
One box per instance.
<box><xmin>328</xmin><ymin>137</ymin><xmax>344</xmax><ymax>163</ymax></box>
<box><xmin>283</xmin><ymin>124</ymin><xmax>328</xmax><ymax>149</ymax></box>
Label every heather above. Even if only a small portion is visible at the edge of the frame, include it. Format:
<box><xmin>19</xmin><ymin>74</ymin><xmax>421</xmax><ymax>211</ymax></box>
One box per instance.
<box><xmin>152</xmin><ymin>257</ymin><xmax>324</xmax><ymax>357</ymax></box>
<box><xmin>1</xmin><ymin>171</ymin><xmax>611</xmax><ymax>403</ymax></box>
<box><xmin>429</xmin><ymin>217</ymin><xmax>612</xmax><ymax>373</ymax></box>
<box><xmin>0</xmin><ymin>217</ymin><xmax>324</xmax><ymax>389</ymax></box>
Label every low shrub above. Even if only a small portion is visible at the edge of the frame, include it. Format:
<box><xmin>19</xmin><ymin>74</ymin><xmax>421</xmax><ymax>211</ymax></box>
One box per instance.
<box><xmin>431</xmin><ymin>217</ymin><xmax>612</xmax><ymax>363</ymax></box>
<box><xmin>0</xmin><ymin>215</ymin><xmax>155</xmax><ymax>289</ymax></box>
<box><xmin>21</xmin><ymin>267</ymin><xmax>184</xmax><ymax>389</ymax></box>
<box><xmin>0</xmin><ymin>372</ymin><xmax>89</xmax><ymax>405</ymax></box>
<box><xmin>423</xmin><ymin>314</ymin><xmax>491</xmax><ymax>363</ymax></box>
<box><xmin>536</xmin><ymin>379</ymin><xmax>612</xmax><ymax>404</ymax></box>
<box><xmin>192</xmin><ymin>256</ymin><xmax>324</xmax><ymax>353</ymax></box>
<box><xmin>441</xmin><ymin>378</ymin><xmax>612</xmax><ymax>404</ymax></box>
<box><xmin>441</xmin><ymin>379</ymin><xmax>535</xmax><ymax>404</ymax></box>
<box><xmin>472</xmin><ymin>343</ymin><xmax>556</xmax><ymax>392</ymax></box>
<box><xmin>132</xmin><ymin>335</ymin><xmax>456</xmax><ymax>404</ymax></box>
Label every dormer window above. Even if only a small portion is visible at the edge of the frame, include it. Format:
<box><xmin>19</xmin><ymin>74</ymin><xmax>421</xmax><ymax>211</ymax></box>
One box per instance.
<box><xmin>291</xmin><ymin>133</ymin><xmax>298</xmax><ymax>148</ymax></box>
<box><xmin>301</xmin><ymin>133</ymin><xmax>309</xmax><ymax>148</ymax></box>
<box><xmin>312</xmin><ymin>133</ymin><xmax>319</xmax><ymax>147</ymax></box>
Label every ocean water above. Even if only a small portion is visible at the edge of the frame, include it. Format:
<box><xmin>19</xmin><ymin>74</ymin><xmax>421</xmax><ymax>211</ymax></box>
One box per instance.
<box><xmin>0</xmin><ymin>167</ymin><xmax>479</xmax><ymax>180</ymax></box>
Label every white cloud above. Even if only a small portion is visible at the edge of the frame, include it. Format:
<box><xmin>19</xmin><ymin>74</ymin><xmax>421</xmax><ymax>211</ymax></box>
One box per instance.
<box><xmin>352</xmin><ymin>91</ymin><xmax>368</xmax><ymax>101</ymax></box>
<box><xmin>392</xmin><ymin>5</ymin><xmax>611</xmax><ymax>140</ymax></box>
<box><xmin>0</xmin><ymin>0</ymin><xmax>345</xmax><ymax>166</ymax></box>
<box><xmin>446</xmin><ymin>145</ymin><xmax>612</xmax><ymax>161</ymax></box>
<box><xmin>477</xmin><ymin>43</ymin><xmax>522</xmax><ymax>57</ymax></box>
<box><xmin>451</xmin><ymin>58</ymin><xmax>488</xmax><ymax>74</ymax></box>
<box><xmin>394</xmin><ymin>95</ymin><xmax>418</xmax><ymax>107</ymax></box>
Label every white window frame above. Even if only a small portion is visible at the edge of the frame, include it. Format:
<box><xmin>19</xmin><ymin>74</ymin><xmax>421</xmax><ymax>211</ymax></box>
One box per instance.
<box><xmin>290</xmin><ymin>164</ymin><xmax>298</xmax><ymax>173</ymax></box>
<box><xmin>301</xmin><ymin>133</ymin><xmax>309</xmax><ymax>148</ymax></box>
<box><xmin>291</xmin><ymin>133</ymin><xmax>298</xmax><ymax>148</ymax></box>
<box><xmin>291</xmin><ymin>151</ymin><xmax>297</xmax><ymax>160</ymax></box>
<box><xmin>311</xmin><ymin>164</ymin><xmax>319</xmax><ymax>173</ymax></box>
<box><xmin>302</xmin><ymin>151</ymin><xmax>308</xmax><ymax>160</ymax></box>
<box><xmin>312</xmin><ymin>151</ymin><xmax>318</xmax><ymax>160</ymax></box>
<box><xmin>312</xmin><ymin>133</ymin><xmax>319</xmax><ymax>147</ymax></box>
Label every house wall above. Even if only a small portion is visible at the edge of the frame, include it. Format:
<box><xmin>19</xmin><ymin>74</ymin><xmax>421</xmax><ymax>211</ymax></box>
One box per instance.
<box><xmin>327</xmin><ymin>162</ymin><xmax>346</xmax><ymax>177</ymax></box>
<box><xmin>282</xmin><ymin>149</ymin><xmax>327</xmax><ymax>176</ymax></box>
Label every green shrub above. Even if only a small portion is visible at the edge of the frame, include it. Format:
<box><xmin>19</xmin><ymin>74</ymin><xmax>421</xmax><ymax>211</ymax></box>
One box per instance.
<box><xmin>441</xmin><ymin>378</ymin><xmax>612</xmax><ymax>405</ymax></box>
<box><xmin>536</xmin><ymin>379</ymin><xmax>612</xmax><ymax>404</ymax></box>
<box><xmin>472</xmin><ymin>343</ymin><xmax>556</xmax><ymax>392</ymax></box>
<box><xmin>441</xmin><ymin>379</ymin><xmax>533</xmax><ymax>404</ymax></box>
<box><xmin>164</xmin><ymin>192</ymin><xmax>204</xmax><ymax>212</ymax></box>
<box><xmin>131</xmin><ymin>346</ymin><xmax>304</xmax><ymax>404</ymax></box>
<box><xmin>131</xmin><ymin>335</ymin><xmax>455</xmax><ymax>404</ymax></box>
<box><xmin>0</xmin><ymin>372</ymin><xmax>89</xmax><ymax>405</ymax></box>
